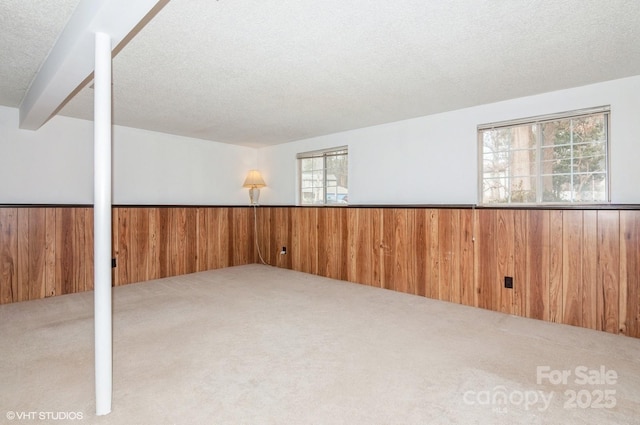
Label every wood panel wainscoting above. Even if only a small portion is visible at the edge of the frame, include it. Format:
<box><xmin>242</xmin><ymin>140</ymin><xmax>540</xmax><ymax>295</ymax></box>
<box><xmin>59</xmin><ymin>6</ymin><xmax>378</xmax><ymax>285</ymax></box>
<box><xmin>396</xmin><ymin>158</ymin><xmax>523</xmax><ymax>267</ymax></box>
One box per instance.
<box><xmin>0</xmin><ymin>207</ymin><xmax>94</xmax><ymax>303</ymax></box>
<box><xmin>112</xmin><ymin>207</ymin><xmax>254</xmax><ymax>286</ymax></box>
<box><xmin>0</xmin><ymin>206</ymin><xmax>255</xmax><ymax>304</ymax></box>
<box><xmin>255</xmin><ymin>207</ymin><xmax>640</xmax><ymax>339</ymax></box>
<box><xmin>1</xmin><ymin>205</ymin><xmax>638</xmax><ymax>339</ymax></box>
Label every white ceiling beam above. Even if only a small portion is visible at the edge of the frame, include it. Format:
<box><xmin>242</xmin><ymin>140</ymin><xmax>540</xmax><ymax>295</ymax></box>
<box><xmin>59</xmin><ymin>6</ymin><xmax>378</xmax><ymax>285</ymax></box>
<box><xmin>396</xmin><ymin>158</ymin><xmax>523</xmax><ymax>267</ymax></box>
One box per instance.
<box><xmin>18</xmin><ymin>0</ymin><xmax>167</xmax><ymax>130</ymax></box>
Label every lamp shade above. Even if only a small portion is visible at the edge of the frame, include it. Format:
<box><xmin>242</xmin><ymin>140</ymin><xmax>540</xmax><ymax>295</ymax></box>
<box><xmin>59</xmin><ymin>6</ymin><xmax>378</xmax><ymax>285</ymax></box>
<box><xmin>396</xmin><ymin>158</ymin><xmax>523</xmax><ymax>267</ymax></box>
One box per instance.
<box><xmin>243</xmin><ymin>170</ymin><xmax>266</xmax><ymax>188</ymax></box>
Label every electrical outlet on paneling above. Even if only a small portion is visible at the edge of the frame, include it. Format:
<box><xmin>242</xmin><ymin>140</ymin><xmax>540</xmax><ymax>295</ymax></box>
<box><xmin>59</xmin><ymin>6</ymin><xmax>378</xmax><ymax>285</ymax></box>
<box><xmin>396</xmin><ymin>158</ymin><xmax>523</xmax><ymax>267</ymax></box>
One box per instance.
<box><xmin>504</xmin><ymin>276</ymin><xmax>513</xmax><ymax>289</ymax></box>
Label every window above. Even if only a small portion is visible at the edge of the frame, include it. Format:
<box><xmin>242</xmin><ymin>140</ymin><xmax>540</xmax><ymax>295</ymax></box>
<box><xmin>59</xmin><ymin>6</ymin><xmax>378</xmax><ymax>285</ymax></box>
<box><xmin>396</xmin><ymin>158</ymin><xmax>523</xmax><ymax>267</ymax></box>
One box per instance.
<box><xmin>479</xmin><ymin>107</ymin><xmax>609</xmax><ymax>204</ymax></box>
<box><xmin>298</xmin><ymin>147</ymin><xmax>348</xmax><ymax>205</ymax></box>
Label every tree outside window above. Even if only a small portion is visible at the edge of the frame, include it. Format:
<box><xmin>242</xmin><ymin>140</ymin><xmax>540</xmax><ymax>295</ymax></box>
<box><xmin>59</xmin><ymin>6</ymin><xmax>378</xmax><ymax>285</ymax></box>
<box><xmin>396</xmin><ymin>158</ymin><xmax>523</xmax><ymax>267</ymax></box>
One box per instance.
<box><xmin>480</xmin><ymin>109</ymin><xmax>608</xmax><ymax>204</ymax></box>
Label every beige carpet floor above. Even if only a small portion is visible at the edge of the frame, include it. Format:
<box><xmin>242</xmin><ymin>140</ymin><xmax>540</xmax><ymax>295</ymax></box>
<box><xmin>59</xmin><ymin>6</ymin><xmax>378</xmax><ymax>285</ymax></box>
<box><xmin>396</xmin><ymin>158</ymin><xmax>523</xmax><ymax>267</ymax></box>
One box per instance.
<box><xmin>1</xmin><ymin>264</ymin><xmax>639</xmax><ymax>424</ymax></box>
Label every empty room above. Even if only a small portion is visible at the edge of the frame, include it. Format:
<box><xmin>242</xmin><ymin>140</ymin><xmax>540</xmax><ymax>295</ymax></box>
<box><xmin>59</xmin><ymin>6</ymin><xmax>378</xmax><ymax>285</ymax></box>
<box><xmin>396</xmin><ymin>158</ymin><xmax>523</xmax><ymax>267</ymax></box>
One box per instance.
<box><xmin>1</xmin><ymin>0</ymin><xmax>639</xmax><ymax>424</ymax></box>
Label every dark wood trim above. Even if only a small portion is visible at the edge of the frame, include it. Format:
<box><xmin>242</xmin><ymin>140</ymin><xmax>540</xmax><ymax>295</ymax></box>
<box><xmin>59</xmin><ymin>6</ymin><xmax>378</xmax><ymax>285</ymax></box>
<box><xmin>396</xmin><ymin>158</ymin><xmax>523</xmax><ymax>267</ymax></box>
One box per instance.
<box><xmin>256</xmin><ymin>204</ymin><xmax>640</xmax><ymax>210</ymax></box>
<box><xmin>0</xmin><ymin>204</ymin><xmax>257</xmax><ymax>208</ymax></box>
<box><xmin>2</xmin><ymin>203</ymin><xmax>639</xmax><ymax>210</ymax></box>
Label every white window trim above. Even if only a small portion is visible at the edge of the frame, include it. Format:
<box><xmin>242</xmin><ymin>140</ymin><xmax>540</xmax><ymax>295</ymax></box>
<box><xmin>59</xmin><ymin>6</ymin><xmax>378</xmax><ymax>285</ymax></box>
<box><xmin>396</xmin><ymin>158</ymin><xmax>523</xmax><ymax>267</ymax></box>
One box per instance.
<box><xmin>477</xmin><ymin>106</ymin><xmax>611</xmax><ymax>206</ymax></box>
<box><xmin>297</xmin><ymin>146</ymin><xmax>348</xmax><ymax>206</ymax></box>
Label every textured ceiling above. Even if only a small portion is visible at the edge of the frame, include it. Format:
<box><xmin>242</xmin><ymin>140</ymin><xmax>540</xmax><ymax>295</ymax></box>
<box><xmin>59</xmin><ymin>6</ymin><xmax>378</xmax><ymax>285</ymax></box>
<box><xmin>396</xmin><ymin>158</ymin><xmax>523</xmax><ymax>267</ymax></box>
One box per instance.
<box><xmin>0</xmin><ymin>0</ymin><xmax>81</xmax><ymax>106</ymax></box>
<box><xmin>2</xmin><ymin>0</ymin><xmax>640</xmax><ymax>148</ymax></box>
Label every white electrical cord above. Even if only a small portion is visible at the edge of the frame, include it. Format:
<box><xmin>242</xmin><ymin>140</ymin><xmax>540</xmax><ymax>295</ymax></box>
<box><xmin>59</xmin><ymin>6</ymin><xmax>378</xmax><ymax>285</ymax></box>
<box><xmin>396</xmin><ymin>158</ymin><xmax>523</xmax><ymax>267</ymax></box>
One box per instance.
<box><xmin>253</xmin><ymin>205</ymin><xmax>268</xmax><ymax>265</ymax></box>
<box><xmin>472</xmin><ymin>204</ymin><xmax>476</xmax><ymax>243</ymax></box>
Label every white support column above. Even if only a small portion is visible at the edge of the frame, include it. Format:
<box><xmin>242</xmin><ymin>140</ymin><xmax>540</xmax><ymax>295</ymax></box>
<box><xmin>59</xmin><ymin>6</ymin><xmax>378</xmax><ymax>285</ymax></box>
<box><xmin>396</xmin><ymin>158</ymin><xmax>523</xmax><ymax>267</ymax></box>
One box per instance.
<box><xmin>94</xmin><ymin>31</ymin><xmax>112</xmax><ymax>416</ymax></box>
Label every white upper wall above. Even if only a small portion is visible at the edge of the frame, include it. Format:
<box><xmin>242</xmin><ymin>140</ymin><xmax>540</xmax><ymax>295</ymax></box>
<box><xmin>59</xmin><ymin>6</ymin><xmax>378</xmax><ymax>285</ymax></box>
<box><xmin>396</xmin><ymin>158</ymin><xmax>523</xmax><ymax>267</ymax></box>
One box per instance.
<box><xmin>0</xmin><ymin>105</ymin><xmax>256</xmax><ymax>204</ymax></box>
<box><xmin>112</xmin><ymin>126</ymin><xmax>255</xmax><ymax>205</ymax></box>
<box><xmin>2</xmin><ymin>75</ymin><xmax>638</xmax><ymax>206</ymax></box>
<box><xmin>257</xmin><ymin>75</ymin><xmax>640</xmax><ymax>205</ymax></box>
<box><xmin>0</xmin><ymin>106</ymin><xmax>93</xmax><ymax>204</ymax></box>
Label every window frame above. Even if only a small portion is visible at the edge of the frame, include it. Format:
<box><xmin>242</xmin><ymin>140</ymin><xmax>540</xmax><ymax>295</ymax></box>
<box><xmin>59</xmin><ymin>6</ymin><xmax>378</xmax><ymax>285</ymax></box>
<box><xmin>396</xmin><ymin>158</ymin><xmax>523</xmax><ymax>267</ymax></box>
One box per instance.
<box><xmin>477</xmin><ymin>106</ymin><xmax>611</xmax><ymax>206</ymax></box>
<box><xmin>297</xmin><ymin>146</ymin><xmax>348</xmax><ymax>206</ymax></box>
